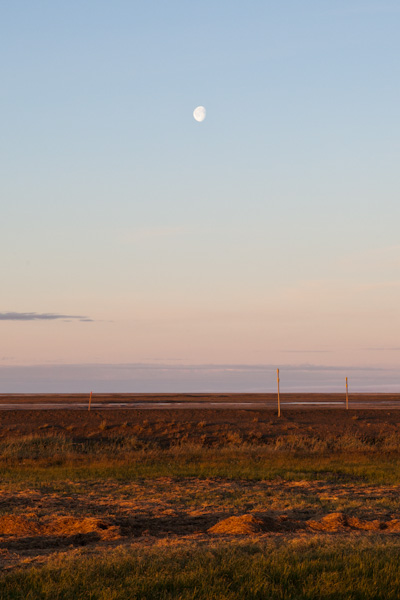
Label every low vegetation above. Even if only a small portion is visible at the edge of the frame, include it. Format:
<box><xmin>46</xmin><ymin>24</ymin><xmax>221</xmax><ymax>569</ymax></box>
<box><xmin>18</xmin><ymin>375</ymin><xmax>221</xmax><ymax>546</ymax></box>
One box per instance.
<box><xmin>1</xmin><ymin>431</ymin><xmax>400</xmax><ymax>484</ymax></box>
<box><xmin>3</xmin><ymin>539</ymin><xmax>400</xmax><ymax>599</ymax></box>
<box><xmin>1</xmin><ymin>412</ymin><xmax>400</xmax><ymax>598</ymax></box>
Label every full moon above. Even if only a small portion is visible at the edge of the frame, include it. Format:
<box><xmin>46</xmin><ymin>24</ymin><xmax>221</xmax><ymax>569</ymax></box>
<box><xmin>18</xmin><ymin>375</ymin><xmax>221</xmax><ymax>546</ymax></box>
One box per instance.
<box><xmin>193</xmin><ymin>106</ymin><xmax>206</xmax><ymax>122</ymax></box>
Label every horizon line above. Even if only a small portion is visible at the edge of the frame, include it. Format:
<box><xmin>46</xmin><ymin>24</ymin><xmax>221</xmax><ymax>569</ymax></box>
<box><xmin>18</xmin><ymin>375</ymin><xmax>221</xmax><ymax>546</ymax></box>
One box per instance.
<box><xmin>0</xmin><ymin>362</ymin><xmax>398</xmax><ymax>372</ymax></box>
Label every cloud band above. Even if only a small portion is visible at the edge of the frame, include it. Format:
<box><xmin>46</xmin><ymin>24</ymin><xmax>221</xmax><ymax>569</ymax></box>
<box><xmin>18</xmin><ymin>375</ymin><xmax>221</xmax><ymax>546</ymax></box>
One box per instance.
<box><xmin>0</xmin><ymin>312</ymin><xmax>93</xmax><ymax>322</ymax></box>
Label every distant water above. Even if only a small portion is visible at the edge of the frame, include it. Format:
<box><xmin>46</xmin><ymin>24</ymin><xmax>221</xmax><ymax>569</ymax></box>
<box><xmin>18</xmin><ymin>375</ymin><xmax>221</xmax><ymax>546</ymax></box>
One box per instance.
<box><xmin>0</xmin><ymin>363</ymin><xmax>398</xmax><ymax>393</ymax></box>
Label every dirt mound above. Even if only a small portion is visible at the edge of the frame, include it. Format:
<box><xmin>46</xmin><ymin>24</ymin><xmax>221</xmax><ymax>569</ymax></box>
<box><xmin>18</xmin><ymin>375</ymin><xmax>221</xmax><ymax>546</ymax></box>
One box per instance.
<box><xmin>208</xmin><ymin>514</ymin><xmax>274</xmax><ymax>535</ymax></box>
<box><xmin>384</xmin><ymin>519</ymin><xmax>400</xmax><ymax>531</ymax></box>
<box><xmin>307</xmin><ymin>512</ymin><xmax>394</xmax><ymax>532</ymax></box>
<box><xmin>0</xmin><ymin>515</ymin><xmax>119</xmax><ymax>540</ymax></box>
<box><xmin>347</xmin><ymin>517</ymin><xmax>385</xmax><ymax>531</ymax></box>
<box><xmin>307</xmin><ymin>512</ymin><xmax>349</xmax><ymax>531</ymax></box>
<box><xmin>43</xmin><ymin>517</ymin><xmax>119</xmax><ymax>539</ymax></box>
<box><xmin>0</xmin><ymin>516</ymin><xmax>41</xmax><ymax>536</ymax></box>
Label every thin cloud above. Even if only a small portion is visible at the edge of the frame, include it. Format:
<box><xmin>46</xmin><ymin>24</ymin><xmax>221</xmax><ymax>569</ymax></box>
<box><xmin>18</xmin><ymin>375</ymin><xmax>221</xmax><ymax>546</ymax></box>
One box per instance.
<box><xmin>0</xmin><ymin>363</ymin><xmax>398</xmax><ymax>393</ymax></box>
<box><xmin>281</xmin><ymin>350</ymin><xmax>332</xmax><ymax>354</ymax></box>
<box><xmin>0</xmin><ymin>312</ymin><xmax>93</xmax><ymax>322</ymax></box>
<box><xmin>365</xmin><ymin>347</ymin><xmax>400</xmax><ymax>352</ymax></box>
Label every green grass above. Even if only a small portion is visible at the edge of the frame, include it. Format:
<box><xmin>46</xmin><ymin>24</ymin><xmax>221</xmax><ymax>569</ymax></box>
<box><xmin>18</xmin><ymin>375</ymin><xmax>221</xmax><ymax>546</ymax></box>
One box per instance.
<box><xmin>1</xmin><ymin>444</ymin><xmax>399</xmax><ymax>485</ymax></box>
<box><xmin>2</xmin><ymin>538</ymin><xmax>400</xmax><ymax>599</ymax></box>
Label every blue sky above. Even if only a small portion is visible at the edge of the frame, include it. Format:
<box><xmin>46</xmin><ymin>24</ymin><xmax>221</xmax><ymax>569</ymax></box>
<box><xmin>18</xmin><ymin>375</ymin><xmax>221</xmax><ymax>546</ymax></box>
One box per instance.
<box><xmin>1</xmin><ymin>1</ymin><xmax>400</xmax><ymax>390</ymax></box>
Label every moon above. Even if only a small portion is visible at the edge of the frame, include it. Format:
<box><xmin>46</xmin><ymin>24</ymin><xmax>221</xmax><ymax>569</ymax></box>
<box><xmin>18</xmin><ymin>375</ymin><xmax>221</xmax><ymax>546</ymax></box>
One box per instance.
<box><xmin>193</xmin><ymin>106</ymin><xmax>206</xmax><ymax>122</ymax></box>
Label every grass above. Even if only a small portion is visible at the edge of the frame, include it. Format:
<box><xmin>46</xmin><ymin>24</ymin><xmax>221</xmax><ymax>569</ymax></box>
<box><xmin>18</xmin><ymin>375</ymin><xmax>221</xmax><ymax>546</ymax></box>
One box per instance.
<box><xmin>2</xmin><ymin>538</ymin><xmax>400</xmax><ymax>599</ymax></box>
<box><xmin>2</xmin><ymin>428</ymin><xmax>400</xmax><ymax>597</ymax></box>
<box><xmin>2</xmin><ymin>456</ymin><xmax>400</xmax><ymax>485</ymax></box>
<box><xmin>0</xmin><ymin>434</ymin><xmax>400</xmax><ymax>484</ymax></box>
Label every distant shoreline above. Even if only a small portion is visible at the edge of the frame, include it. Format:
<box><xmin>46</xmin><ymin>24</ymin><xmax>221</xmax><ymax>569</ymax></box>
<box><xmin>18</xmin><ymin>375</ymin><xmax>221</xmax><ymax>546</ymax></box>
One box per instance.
<box><xmin>0</xmin><ymin>392</ymin><xmax>400</xmax><ymax>410</ymax></box>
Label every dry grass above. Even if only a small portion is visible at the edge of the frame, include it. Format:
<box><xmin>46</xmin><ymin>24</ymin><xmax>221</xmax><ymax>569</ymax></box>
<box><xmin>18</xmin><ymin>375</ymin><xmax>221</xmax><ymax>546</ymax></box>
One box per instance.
<box><xmin>1</xmin><ymin>474</ymin><xmax>400</xmax><ymax>573</ymax></box>
<box><xmin>0</xmin><ymin>515</ymin><xmax>119</xmax><ymax>539</ymax></box>
<box><xmin>1</xmin><ymin>429</ymin><xmax>400</xmax><ymax>464</ymax></box>
<box><xmin>307</xmin><ymin>512</ymin><xmax>400</xmax><ymax>532</ymax></box>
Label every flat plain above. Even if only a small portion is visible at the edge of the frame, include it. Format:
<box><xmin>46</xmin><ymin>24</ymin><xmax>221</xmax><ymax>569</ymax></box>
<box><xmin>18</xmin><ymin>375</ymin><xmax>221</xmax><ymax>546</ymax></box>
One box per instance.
<box><xmin>1</xmin><ymin>394</ymin><xmax>400</xmax><ymax>599</ymax></box>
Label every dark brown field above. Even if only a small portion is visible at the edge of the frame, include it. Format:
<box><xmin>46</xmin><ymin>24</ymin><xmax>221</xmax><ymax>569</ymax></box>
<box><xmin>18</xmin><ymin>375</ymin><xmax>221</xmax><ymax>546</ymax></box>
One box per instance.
<box><xmin>1</xmin><ymin>393</ymin><xmax>400</xmax><ymax>441</ymax></box>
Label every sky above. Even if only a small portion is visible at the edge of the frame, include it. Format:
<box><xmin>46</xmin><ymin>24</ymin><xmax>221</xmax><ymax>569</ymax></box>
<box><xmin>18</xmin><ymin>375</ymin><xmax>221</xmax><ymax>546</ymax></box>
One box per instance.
<box><xmin>1</xmin><ymin>1</ymin><xmax>400</xmax><ymax>391</ymax></box>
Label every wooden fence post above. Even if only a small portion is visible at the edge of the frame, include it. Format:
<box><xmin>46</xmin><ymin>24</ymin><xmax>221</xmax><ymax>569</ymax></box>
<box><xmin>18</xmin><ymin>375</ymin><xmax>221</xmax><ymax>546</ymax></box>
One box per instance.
<box><xmin>88</xmin><ymin>391</ymin><xmax>92</xmax><ymax>412</ymax></box>
<box><xmin>345</xmin><ymin>377</ymin><xmax>349</xmax><ymax>410</ymax></box>
<box><xmin>277</xmin><ymin>369</ymin><xmax>281</xmax><ymax>417</ymax></box>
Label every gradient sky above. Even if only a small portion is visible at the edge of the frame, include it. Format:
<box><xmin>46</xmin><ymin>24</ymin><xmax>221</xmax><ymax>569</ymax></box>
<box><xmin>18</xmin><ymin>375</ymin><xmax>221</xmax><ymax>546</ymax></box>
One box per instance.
<box><xmin>1</xmin><ymin>1</ymin><xmax>400</xmax><ymax>386</ymax></box>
